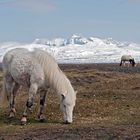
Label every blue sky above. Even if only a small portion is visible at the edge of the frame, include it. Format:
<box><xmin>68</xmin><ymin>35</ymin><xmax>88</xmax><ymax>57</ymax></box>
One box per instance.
<box><xmin>0</xmin><ymin>0</ymin><xmax>140</xmax><ymax>43</ymax></box>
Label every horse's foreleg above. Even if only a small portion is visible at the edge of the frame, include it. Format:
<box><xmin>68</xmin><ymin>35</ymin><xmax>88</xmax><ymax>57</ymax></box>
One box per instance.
<box><xmin>123</xmin><ymin>61</ymin><xmax>125</xmax><ymax>67</ymax></box>
<box><xmin>21</xmin><ymin>83</ymin><xmax>38</xmax><ymax>125</ymax></box>
<box><xmin>9</xmin><ymin>82</ymin><xmax>20</xmax><ymax>118</ymax></box>
<box><xmin>37</xmin><ymin>90</ymin><xmax>47</xmax><ymax>122</ymax></box>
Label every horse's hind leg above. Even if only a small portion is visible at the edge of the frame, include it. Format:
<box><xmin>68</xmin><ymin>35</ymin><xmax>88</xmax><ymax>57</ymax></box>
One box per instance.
<box><xmin>37</xmin><ymin>90</ymin><xmax>47</xmax><ymax>122</ymax></box>
<box><xmin>21</xmin><ymin>83</ymin><xmax>38</xmax><ymax>125</ymax></box>
<box><xmin>120</xmin><ymin>60</ymin><xmax>122</xmax><ymax>66</ymax></box>
<box><xmin>9</xmin><ymin>82</ymin><xmax>20</xmax><ymax>118</ymax></box>
<box><xmin>3</xmin><ymin>74</ymin><xmax>17</xmax><ymax>118</ymax></box>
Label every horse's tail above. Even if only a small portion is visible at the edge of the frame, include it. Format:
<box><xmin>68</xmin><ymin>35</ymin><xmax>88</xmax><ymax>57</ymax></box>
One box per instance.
<box><xmin>0</xmin><ymin>77</ymin><xmax>8</xmax><ymax>107</ymax></box>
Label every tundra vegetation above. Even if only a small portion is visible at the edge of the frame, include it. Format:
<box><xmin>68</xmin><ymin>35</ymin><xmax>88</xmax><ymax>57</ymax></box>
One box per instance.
<box><xmin>0</xmin><ymin>63</ymin><xmax>140</xmax><ymax>139</ymax></box>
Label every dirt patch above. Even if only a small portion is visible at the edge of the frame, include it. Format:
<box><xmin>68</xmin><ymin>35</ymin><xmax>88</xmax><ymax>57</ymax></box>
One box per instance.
<box><xmin>0</xmin><ymin>63</ymin><xmax>140</xmax><ymax>139</ymax></box>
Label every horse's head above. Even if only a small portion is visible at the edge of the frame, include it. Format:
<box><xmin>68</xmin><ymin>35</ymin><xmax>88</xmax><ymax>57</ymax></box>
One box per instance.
<box><xmin>60</xmin><ymin>90</ymin><xmax>77</xmax><ymax>124</ymax></box>
<box><xmin>129</xmin><ymin>59</ymin><xmax>136</xmax><ymax>67</ymax></box>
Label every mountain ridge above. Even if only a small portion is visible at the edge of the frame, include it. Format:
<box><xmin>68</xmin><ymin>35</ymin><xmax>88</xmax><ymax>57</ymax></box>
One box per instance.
<box><xmin>0</xmin><ymin>34</ymin><xmax>140</xmax><ymax>63</ymax></box>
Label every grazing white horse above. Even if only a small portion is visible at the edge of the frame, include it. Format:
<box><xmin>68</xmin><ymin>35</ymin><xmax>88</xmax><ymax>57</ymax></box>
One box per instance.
<box><xmin>120</xmin><ymin>55</ymin><xmax>135</xmax><ymax>67</ymax></box>
<box><xmin>2</xmin><ymin>48</ymin><xmax>76</xmax><ymax>124</ymax></box>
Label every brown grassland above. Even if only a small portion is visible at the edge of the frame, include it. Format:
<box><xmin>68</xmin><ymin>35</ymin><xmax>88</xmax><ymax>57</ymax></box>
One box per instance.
<box><xmin>0</xmin><ymin>63</ymin><xmax>140</xmax><ymax>139</ymax></box>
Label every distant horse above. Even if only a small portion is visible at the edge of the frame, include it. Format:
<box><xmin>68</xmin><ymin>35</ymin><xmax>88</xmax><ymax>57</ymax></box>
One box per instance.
<box><xmin>2</xmin><ymin>48</ymin><xmax>76</xmax><ymax>125</ymax></box>
<box><xmin>120</xmin><ymin>55</ymin><xmax>136</xmax><ymax>67</ymax></box>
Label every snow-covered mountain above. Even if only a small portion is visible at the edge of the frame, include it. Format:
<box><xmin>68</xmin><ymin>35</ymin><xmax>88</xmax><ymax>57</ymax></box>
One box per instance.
<box><xmin>0</xmin><ymin>34</ymin><xmax>140</xmax><ymax>63</ymax></box>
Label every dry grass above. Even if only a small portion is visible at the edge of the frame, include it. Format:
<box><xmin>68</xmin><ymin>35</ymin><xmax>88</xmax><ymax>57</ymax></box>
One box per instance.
<box><xmin>0</xmin><ymin>63</ymin><xmax>140</xmax><ymax>139</ymax></box>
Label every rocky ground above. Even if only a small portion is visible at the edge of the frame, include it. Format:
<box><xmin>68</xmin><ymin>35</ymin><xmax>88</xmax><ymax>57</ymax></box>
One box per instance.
<box><xmin>0</xmin><ymin>63</ymin><xmax>140</xmax><ymax>139</ymax></box>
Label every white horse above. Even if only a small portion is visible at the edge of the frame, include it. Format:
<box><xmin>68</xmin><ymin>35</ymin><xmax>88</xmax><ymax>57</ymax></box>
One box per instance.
<box><xmin>2</xmin><ymin>48</ymin><xmax>76</xmax><ymax>124</ymax></box>
<box><xmin>120</xmin><ymin>55</ymin><xmax>136</xmax><ymax>67</ymax></box>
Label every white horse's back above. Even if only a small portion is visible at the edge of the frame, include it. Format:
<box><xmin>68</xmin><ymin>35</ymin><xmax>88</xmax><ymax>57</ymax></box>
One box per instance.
<box><xmin>3</xmin><ymin>48</ymin><xmax>44</xmax><ymax>87</ymax></box>
<box><xmin>121</xmin><ymin>55</ymin><xmax>133</xmax><ymax>61</ymax></box>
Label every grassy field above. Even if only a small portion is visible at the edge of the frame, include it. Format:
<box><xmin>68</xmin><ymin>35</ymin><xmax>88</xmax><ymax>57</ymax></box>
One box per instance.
<box><xmin>0</xmin><ymin>63</ymin><xmax>140</xmax><ymax>139</ymax></box>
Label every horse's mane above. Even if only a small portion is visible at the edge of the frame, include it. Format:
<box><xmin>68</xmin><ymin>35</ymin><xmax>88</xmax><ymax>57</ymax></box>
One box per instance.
<box><xmin>32</xmin><ymin>49</ymin><xmax>74</xmax><ymax>97</ymax></box>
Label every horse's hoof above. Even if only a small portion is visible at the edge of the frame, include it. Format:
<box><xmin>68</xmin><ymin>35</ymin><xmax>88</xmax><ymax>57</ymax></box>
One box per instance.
<box><xmin>37</xmin><ymin>114</ymin><xmax>46</xmax><ymax>122</ymax></box>
<box><xmin>9</xmin><ymin>108</ymin><xmax>16</xmax><ymax>118</ymax></box>
<box><xmin>9</xmin><ymin>112</ymin><xmax>15</xmax><ymax>118</ymax></box>
<box><xmin>21</xmin><ymin>117</ymin><xmax>27</xmax><ymax>125</ymax></box>
<box><xmin>9</xmin><ymin>113</ymin><xmax>15</xmax><ymax>119</ymax></box>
